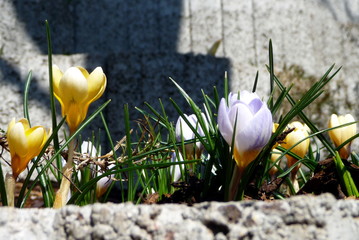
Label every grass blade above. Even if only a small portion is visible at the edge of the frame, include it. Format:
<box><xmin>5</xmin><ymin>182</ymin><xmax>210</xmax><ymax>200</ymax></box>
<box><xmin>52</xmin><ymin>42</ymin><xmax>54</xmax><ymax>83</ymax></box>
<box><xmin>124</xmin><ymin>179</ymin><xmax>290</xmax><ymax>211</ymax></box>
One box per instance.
<box><xmin>23</xmin><ymin>70</ymin><xmax>32</xmax><ymax>125</ymax></box>
<box><xmin>45</xmin><ymin>20</ymin><xmax>61</xmax><ymax>181</ymax></box>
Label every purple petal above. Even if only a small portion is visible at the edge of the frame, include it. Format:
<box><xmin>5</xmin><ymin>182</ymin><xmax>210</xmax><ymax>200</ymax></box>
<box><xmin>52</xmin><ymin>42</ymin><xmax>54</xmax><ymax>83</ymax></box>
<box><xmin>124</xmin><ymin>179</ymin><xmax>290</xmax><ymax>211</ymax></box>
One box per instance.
<box><xmin>228</xmin><ymin>92</ymin><xmax>239</xmax><ymax>106</ymax></box>
<box><xmin>229</xmin><ymin>102</ymin><xmax>254</xmax><ymax>133</ymax></box>
<box><xmin>235</xmin><ymin>104</ymin><xmax>272</xmax><ymax>153</ymax></box>
<box><xmin>240</xmin><ymin>90</ymin><xmax>260</xmax><ymax>105</ymax></box>
<box><xmin>217</xmin><ymin>98</ymin><xmax>233</xmax><ymax>145</ymax></box>
<box><xmin>247</xmin><ymin>98</ymin><xmax>263</xmax><ymax>114</ymax></box>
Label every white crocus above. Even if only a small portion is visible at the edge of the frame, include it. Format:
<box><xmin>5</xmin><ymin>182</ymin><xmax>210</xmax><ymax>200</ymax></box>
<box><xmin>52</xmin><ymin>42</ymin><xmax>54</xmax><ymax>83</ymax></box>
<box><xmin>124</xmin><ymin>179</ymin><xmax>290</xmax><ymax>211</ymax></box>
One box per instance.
<box><xmin>81</xmin><ymin>141</ymin><xmax>114</xmax><ymax>199</ymax></box>
<box><xmin>175</xmin><ymin>113</ymin><xmax>208</xmax><ymax>160</ymax></box>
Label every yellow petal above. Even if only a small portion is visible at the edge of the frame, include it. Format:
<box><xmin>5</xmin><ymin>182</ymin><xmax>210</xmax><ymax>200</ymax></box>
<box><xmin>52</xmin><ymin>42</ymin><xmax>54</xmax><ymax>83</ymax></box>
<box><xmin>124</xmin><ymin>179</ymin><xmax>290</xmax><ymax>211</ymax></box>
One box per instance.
<box><xmin>25</xmin><ymin>127</ymin><xmax>46</xmax><ymax>159</ymax></box>
<box><xmin>59</xmin><ymin>67</ymin><xmax>89</xmax><ymax>104</ymax></box>
<box><xmin>272</xmin><ymin>123</ymin><xmax>279</xmax><ymax>133</ymax></box>
<box><xmin>328</xmin><ymin>114</ymin><xmax>356</xmax><ymax>148</ymax></box>
<box><xmin>282</xmin><ymin>122</ymin><xmax>310</xmax><ymax>158</ymax></box>
<box><xmin>63</xmin><ymin>102</ymin><xmax>88</xmax><ymax>133</ymax></box>
<box><xmin>11</xmin><ymin>154</ymin><xmax>23</xmax><ymax>179</ymax></box>
<box><xmin>7</xmin><ymin>122</ymin><xmax>28</xmax><ymax>158</ymax></box>
<box><xmin>7</xmin><ymin>118</ymin><xmax>16</xmax><ymax>133</ymax></box>
<box><xmin>328</xmin><ymin>114</ymin><xmax>341</xmax><ymax>146</ymax></box>
<box><xmin>52</xmin><ymin>65</ymin><xmax>64</xmax><ymax>100</ymax></box>
<box><xmin>18</xmin><ymin>118</ymin><xmax>30</xmax><ymax>130</ymax></box>
<box><xmin>76</xmin><ymin>66</ymin><xmax>90</xmax><ymax>79</ymax></box>
<box><xmin>86</xmin><ymin>67</ymin><xmax>107</xmax><ymax>103</ymax></box>
<box><xmin>342</xmin><ymin>114</ymin><xmax>356</xmax><ymax>143</ymax></box>
<box><xmin>233</xmin><ymin>147</ymin><xmax>260</xmax><ymax>171</ymax></box>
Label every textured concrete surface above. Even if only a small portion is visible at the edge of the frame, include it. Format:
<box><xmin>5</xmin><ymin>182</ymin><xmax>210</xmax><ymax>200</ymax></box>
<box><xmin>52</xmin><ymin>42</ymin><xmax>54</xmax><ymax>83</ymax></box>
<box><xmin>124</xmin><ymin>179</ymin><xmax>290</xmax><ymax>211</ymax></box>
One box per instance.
<box><xmin>0</xmin><ymin>194</ymin><xmax>358</xmax><ymax>240</ymax></box>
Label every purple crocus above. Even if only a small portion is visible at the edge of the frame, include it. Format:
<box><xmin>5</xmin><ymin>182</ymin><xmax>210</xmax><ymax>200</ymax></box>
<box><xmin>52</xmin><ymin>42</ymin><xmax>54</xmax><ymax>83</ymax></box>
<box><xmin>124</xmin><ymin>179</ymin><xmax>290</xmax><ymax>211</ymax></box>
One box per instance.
<box><xmin>218</xmin><ymin>91</ymin><xmax>273</xmax><ymax>171</ymax></box>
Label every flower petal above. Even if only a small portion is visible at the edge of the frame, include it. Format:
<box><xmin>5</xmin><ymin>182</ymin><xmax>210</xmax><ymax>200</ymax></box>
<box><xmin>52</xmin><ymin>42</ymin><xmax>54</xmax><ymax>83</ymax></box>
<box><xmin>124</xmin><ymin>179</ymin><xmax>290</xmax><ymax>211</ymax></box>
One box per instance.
<box><xmin>176</xmin><ymin>115</ymin><xmax>194</xmax><ymax>141</ymax></box>
<box><xmin>235</xmin><ymin>104</ymin><xmax>272</xmax><ymax>153</ymax></box>
<box><xmin>25</xmin><ymin>127</ymin><xmax>46</xmax><ymax>159</ymax></box>
<box><xmin>8</xmin><ymin>122</ymin><xmax>28</xmax><ymax>160</ymax></box>
<box><xmin>342</xmin><ymin>114</ymin><xmax>356</xmax><ymax>143</ymax></box>
<box><xmin>328</xmin><ymin>114</ymin><xmax>341</xmax><ymax>146</ymax></box>
<box><xmin>18</xmin><ymin>118</ymin><xmax>30</xmax><ymax>131</ymax></box>
<box><xmin>229</xmin><ymin>102</ymin><xmax>253</xmax><ymax>133</ymax></box>
<box><xmin>59</xmin><ymin>67</ymin><xmax>89</xmax><ymax>104</ymax></box>
<box><xmin>52</xmin><ymin>65</ymin><xmax>64</xmax><ymax>100</ymax></box>
<box><xmin>228</xmin><ymin>92</ymin><xmax>239</xmax><ymax>106</ymax></box>
<box><xmin>63</xmin><ymin>102</ymin><xmax>88</xmax><ymax>133</ymax></box>
<box><xmin>76</xmin><ymin>66</ymin><xmax>90</xmax><ymax>79</ymax></box>
<box><xmin>282</xmin><ymin>121</ymin><xmax>310</xmax><ymax>158</ymax></box>
<box><xmin>86</xmin><ymin>67</ymin><xmax>107</xmax><ymax>103</ymax></box>
<box><xmin>217</xmin><ymin>98</ymin><xmax>233</xmax><ymax>145</ymax></box>
<box><xmin>247</xmin><ymin>98</ymin><xmax>263</xmax><ymax>115</ymax></box>
<box><xmin>240</xmin><ymin>90</ymin><xmax>260</xmax><ymax>105</ymax></box>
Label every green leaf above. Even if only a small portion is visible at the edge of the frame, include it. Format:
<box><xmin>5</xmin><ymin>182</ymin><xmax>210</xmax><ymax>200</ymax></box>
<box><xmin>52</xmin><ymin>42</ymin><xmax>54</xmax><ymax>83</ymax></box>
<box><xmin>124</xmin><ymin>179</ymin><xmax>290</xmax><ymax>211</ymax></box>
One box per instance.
<box><xmin>46</xmin><ymin>20</ymin><xmax>62</xmax><ymax>181</ymax></box>
<box><xmin>333</xmin><ymin>151</ymin><xmax>359</xmax><ymax>197</ymax></box>
<box><xmin>207</xmin><ymin>39</ymin><xmax>222</xmax><ymax>56</ymax></box>
<box><xmin>23</xmin><ymin>71</ymin><xmax>32</xmax><ymax>125</ymax></box>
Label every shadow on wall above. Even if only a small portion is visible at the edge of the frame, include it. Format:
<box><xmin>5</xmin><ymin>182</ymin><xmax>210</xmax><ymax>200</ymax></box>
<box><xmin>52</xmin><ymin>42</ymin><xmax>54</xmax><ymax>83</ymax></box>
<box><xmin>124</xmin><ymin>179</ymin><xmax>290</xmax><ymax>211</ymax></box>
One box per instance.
<box><xmin>320</xmin><ymin>0</ymin><xmax>359</xmax><ymax>23</ymax></box>
<box><xmin>4</xmin><ymin>0</ymin><xmax>230</xmax><ymax>149</ymax></box>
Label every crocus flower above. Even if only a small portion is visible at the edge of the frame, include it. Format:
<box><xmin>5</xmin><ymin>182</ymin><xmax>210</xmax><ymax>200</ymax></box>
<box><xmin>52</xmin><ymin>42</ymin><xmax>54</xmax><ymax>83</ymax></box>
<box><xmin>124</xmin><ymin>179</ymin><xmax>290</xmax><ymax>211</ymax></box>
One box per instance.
<box><xmin>281</xmin><ymin>121</ymin><xmax>310</xmax><ymax>159</ymax></box>
<box><xmin>170</xmin><ymin>151</ymin><xmax>183</xmax><ymax>182</ymax></box>
<box><xmin>217</xmin><ymin>91</ymin><xmax>273</xmax><ymax>171</ymax></box>
<box><xmin>7</xmin><ymin>118</ymin><xmax>49</xmax><ymax>179</ymax></box>
<box><xmin>96</xmin><ymin>171</ymin><xmax>114</xmax><ymax>199</ymax></box>
<box><xmin>52</xmin><ymin>65</ymin><xmax>107</xmax><ymax>133</ymax></box>
<box><xmin>81</xmin><ymin>141</ymin><xmax>114</xmax><ymax>199</ymax></box>
<box><xmin>328</xmin><ymin>114</ymin><xmax>357</xmax><ymax>159</ymax></box>
<box><xmin>281</xmin><ymin>121</ymin><xmax>310</xmax><ymax>192</ymax></box>
<box><xmin>175</xmin><ymin>113</ymin><xmax>208</xmax><ymax>160</ymax></box>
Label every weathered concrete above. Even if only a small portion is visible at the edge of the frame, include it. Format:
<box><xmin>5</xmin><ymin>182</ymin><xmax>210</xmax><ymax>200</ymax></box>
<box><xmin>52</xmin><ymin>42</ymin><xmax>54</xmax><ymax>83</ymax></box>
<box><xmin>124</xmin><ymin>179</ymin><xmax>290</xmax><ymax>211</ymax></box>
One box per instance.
<box><xmin>0</xmin><ymin>194</ymin><xmax>358</xmax><ymax>240</ymax></box>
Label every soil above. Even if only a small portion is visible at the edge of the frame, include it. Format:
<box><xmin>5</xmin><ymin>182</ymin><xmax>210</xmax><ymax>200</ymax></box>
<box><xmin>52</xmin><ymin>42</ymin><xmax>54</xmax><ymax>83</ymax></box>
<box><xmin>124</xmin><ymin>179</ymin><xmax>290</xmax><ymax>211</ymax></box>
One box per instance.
<box><xmin>146</xmin><ymin>158</ymin><xmax>359</xmax><ymax>204</ymax></box>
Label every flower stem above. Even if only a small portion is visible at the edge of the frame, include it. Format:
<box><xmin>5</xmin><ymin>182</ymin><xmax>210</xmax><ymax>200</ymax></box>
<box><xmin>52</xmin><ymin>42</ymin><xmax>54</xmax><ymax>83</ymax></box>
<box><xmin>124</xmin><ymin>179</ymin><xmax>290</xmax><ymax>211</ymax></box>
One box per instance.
<box><xmin>5</xmin><ymin>173</ymin><xmax>15</xmax><ymax>207</ymax></box>
<box><xmin>228</xmin><ymin>166</ymin><xmax>244</xmax><ymax>201</ymax></box>
<box><xmin>53</xmin><ymin>137</ymin><xmax>75</xmax><ymax>209</ymax></box>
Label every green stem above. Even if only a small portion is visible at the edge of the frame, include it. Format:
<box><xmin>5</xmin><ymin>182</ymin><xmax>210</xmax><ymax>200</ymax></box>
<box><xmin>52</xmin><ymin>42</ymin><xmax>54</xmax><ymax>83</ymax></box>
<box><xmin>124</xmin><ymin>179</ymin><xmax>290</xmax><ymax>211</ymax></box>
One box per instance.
<box><xmin>228</xmin><ymin>166</ymin><xmax>243</xmax><ymax>201</ymax></box>
<box><xmin>333</xmin><ymin>151</ymin><xmax>359</xmax><ymax>197</ymax></box>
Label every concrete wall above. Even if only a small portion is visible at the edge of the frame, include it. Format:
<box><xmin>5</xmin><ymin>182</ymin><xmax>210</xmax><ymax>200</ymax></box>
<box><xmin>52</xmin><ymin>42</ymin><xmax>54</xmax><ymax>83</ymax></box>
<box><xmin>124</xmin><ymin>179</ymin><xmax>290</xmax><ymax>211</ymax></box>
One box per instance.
<box><xmin>1</xmin><ymin>0</ymin><xmax>359</xmax><ymax>146</ymax></box>
<box><xmin>0</xmin><ymin>194</ymin><xmax>358</xmax><ymax>240</ymax></box>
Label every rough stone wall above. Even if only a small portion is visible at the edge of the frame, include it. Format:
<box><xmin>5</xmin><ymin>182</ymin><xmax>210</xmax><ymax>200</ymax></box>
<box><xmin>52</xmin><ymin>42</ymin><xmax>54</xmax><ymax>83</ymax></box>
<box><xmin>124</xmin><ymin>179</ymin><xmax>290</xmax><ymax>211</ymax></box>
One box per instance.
<box><xmin>0</xmin><ymin>194</ymin><xmax>358</xmax><ymax>240</ymax></box>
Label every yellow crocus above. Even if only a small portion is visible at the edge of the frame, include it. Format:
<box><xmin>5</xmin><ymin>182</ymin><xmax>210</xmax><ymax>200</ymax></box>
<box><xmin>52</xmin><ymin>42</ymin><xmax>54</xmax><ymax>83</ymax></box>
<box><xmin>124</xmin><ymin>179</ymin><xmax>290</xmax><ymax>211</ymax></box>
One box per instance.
<box><xmin>52</xmin><ymin>65</ymin><xmax>107</xmax><ymax>133</ymax></box>
<box><xmin>328</xmin><ymin>114</ymin><xmax>356</xmax><ymax>159</ymax></box>
<box><xmin>281</xmin><ymin>121</ymin><xmax>310</xmax><ymax>192</ymax></box>
<box><xmin>7</xmin><ymin>118</ymin><xmax>49</xmax><ymax>179</ymax></box>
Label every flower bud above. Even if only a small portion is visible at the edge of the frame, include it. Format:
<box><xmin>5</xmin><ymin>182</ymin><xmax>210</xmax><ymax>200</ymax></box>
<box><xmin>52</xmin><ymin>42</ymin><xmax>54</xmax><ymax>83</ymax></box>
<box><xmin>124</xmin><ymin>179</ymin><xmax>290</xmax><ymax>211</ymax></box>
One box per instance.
<box><xmin>175</xmin><ymin>113</ymin><xmax>207</xmax><ymax>160</ymax></box>
<box><xmin>328</xmin><ymin>114</ymin><xmax>356</xmax><ymax>159</ymax></box>
<box><xmin>52</xmin><ymin>65</ymin><xmax>107</xmax><ymax>133</ymax></box>
<box><xmin>281</xmin><ymin>121</ymin><xmax>310</xmax><ymax>192</ymax></box>
<box><xmin>7</xmin><ymin>118</ymin><xmax>49</xmax><ymax>179</ymax></box>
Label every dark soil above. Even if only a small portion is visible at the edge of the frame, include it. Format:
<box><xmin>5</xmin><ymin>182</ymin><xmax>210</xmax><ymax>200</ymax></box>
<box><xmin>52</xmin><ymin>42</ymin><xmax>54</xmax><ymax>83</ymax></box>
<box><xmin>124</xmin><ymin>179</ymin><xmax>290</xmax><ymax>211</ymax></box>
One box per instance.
<box><xmin>145</xmin><ymin>158</ymin><xmax>359</xmax><ymax>205</ymax></box>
